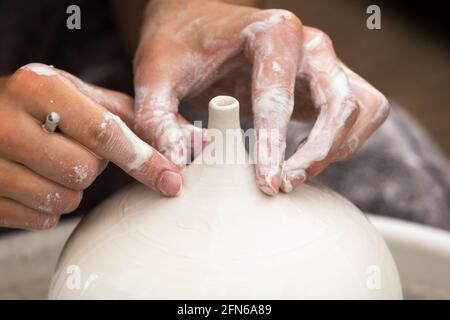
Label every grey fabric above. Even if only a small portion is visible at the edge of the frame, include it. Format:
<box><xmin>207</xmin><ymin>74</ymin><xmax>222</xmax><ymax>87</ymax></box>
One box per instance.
<box><xmin>312</xmin><ymin>106</ymin><xmax>450</xmax><ymax>230</ymax></box>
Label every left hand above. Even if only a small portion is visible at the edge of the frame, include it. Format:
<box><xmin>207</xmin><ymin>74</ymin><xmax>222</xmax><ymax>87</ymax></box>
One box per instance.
<box><xmin>132</xmin><ymin>0</ymin><xmax>390</xmax><ymax>195</ymax></box>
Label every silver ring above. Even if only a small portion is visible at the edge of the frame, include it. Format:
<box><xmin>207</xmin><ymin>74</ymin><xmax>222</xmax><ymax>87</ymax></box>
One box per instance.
<box><xmin>43</xmin><ymin>112</ymin><xmax>60</xmax><ymax>133</ymax></box>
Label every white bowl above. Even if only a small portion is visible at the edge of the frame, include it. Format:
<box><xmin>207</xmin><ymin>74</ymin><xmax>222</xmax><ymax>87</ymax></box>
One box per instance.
<box><xmin>368</xmin><ymin>215</ymin><xmax>450</xmax><ymax>299</ymax></box>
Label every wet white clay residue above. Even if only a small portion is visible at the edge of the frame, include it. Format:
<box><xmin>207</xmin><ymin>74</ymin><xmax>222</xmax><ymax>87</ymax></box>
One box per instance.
<box><xmin>38</xmin><ymin>192</ymin><xmax>61</xmax><ymax>213</ymax></box>
<box><xmin>252</xmin><ymin>85</ymin><xmax>293</xmax><ymax>193</ymax></box>
<box><xmin>134</xmin><ymin>85</ymin><xmax>150</xmax><ymax>110</ymax></box>
<box><xmin>72</xmin><ymin>165</ymin><xmax>89</xmax><ymax>184</ymax></box>
<box><xmin>241</xmin><ymin>10</ymin><xmax>294</xmax><ymax>43</ymax></box>
<box><xmin>281</xmin><ymin>167</ymin><xmax>306</xmax><ymax>193</ymax></box>
<box><xmin>21</xmin><ymin>63</ymin><xmax>58</xmax><ymax>76</ymax></box>
<box><xmin>280</xmin><ymin>30</ymin><xmax>360</xmax><ymax>192</ymax></box>
<box><xmin>307</xmin><ymin>77</ymin><xmax>327</xmax><ymax>110</ymax></box>
<box><xmin>340</xmin><ymin>62</ymin><xmax>390</xmax><ymax>124</ymax></box>
<box><xmin>271</xmin><ymin>61</ymin><xmax>282</xmax><ymax>73</ymax></box>
<box><xmin>281</xmin><ymin>116</ymin><xmax>334</xmax><ymax>192</ymax></box>
<box><xmin>254</xmin><ymin>87</ymin><xmax>294</xmax><ymax>124</ymax></box>
<box><xmin>255</xmin><ymin>129</ymin><xmax>286</xmax><ymax>194</ymax></box>
<box><xmin>281</xmin><ymin>128</ymin><xmax>333</xmax><ymax>191</ymax></box>
<box><xmin>303</xmin><ymin>31</ymin><xmax>327</xmax><ymax>51</ymax></box>
<box><xmin>155</xmin><ymin>117</ymin><xmax>187</xmax><ymax>166</ymax></box>
<box><xmin>76</xmin><ymin>81</ymin><xmax>112</xmax><ymax>106</ymax></box>
<box><xmin>134</xmin><ymin>84</ymin><xmax>187</xmax><ymax>166</ymax></box>
<box><xmin>100</xmin><ymin>112</ymin><xmax>153</xmax><ymax>171</ymax></box>
<box><xmin>134</xmin><ymin>85</ymin><xmax>177</xmax><ymax>114</ymax></box>
<box><xmin>174</xmin><ymin>17</ymin><xmax>203</xmax><ymax>42</ymax></box>
<box><xmin>330</xmin><ymin>95</ymin><xmax>357</xmax><ymax>130</ymax></box>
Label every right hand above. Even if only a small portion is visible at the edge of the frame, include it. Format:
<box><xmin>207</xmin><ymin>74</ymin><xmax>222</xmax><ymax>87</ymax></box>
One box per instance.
<box><xmin>0</xmin><ymin>63</ymin><xmax>182</xmax><ymax>230</ymax></box>
<box><xmin>132</xmin><ymin>1</ymin><xmax>389</xmax><ymax>196</ymax></box>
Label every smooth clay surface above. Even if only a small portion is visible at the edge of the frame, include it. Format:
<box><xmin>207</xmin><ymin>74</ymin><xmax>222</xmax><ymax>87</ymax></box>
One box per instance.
<box><xmin>49</xmin><ymin>96</ymin><xmax>402</xmax><ymax>299</ymax></box>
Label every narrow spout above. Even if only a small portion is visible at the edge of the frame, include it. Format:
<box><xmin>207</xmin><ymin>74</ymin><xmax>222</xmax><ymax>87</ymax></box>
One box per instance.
<box><xmin>208</xmin><ymin>96</ymin><xmax>241</xmax><ymax>131</ymax></box>
<box><xmin>203</xmin><ymin>96</ymin><xmax>247</xmax><ymax>165</ymax></box>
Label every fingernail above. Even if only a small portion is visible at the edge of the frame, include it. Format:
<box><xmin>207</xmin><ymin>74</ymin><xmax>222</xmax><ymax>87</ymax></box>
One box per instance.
<box><xmin>157</xmin><ymin>170</ymin><xmax>183</xmax><ymax>197</ymax></box>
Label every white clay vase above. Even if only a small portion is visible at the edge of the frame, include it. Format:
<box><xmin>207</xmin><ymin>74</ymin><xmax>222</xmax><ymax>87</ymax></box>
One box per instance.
<box><xmin>49</xmin><ymin>96</ymin><xmax>402</xmax><ymax>299</ymax></box>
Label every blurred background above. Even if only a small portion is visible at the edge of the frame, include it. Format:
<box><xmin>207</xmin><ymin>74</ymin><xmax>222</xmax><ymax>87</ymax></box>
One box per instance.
<box><xmin>0</xmin><ymin>0</ymin><xmax>449</xmax><ymax>299</ymax></box>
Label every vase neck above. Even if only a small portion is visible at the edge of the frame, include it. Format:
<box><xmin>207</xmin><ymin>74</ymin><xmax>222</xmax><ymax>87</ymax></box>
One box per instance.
<box><xmin>201</xmin><ymin>96</ymin><xmax>248</xmax><ymax>166</ymax></box>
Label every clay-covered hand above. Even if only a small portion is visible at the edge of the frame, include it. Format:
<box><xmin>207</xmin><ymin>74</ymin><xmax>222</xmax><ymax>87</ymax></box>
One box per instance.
<box><xmin>0</xmin><ymin>64</ymin><xmax>182</xmax><ymax>229</ymax></box>
<box><xmin>133</xmin><ymin>0</ymin><xmax>389</xmax><ymax>195</ymax></box>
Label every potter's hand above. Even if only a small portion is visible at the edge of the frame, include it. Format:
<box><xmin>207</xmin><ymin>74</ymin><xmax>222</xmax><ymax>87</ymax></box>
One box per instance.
<box><xmin>0</xmin><ymin>64</ymin><xmax>182</xmax><ymax>229</ymax></box>
<box><xmin>133</xmin><ymin>0</ymin><xmax>389</xmax><ymax>195</ymax></box>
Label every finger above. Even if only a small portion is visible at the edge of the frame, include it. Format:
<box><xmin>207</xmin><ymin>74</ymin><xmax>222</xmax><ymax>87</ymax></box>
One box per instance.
<box><xmin>56</xmin><ymin>69</ymin><xmax>135</xmax><ymax>125</ymax></box>
<box><xmin>51</xmin><ymin>68</ymin><xmax>134</xmax><ymax>175</ymax></box>
<box><xmin>0</xmin><ymin>197</ymin><xmax>60</xmax><ymax>230</ymax></box>
<box><xmin>0</xmin><ymin>158</ymin><xmax>82</xmax><ymax>214</ymax></box>
<box><xmin>176</xmin><ymin>114</ymin><xmax>207</xmax><ymax>161</ymax></box>
<box><xmin>281</xmin><ymin>28</ymin><xmax>358</xmax><ymax>192</ymax></box>
<box><xmin>133</xmin><ymin>45</ymin><xmax>187</xmax><ymax>168</ymax></box>
<box><xmin>0</xmin><ymin>112</ymin><xmax>106</xmax><ymax>190</ymax></box>
<box><xmin>243</xmin><ymin>11</ymin><xmax>302</xmax><ymax>195</ymax></box>
<box><xmin>332</xmin><ymin>62</ymin><xmax>390</xmax><ymax>161</ymax></box>
<box><xmin>13</xmin><ymin>64</ymin><xmax>182</xmax><ymax>196</ymax></box>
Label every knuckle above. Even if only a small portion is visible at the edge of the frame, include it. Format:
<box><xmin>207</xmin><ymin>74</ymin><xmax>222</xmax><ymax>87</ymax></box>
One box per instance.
<box><xmin>363</xmin><ymin>87</ymin><xmax>391</xmax><ymax>125</ymax></box>
<box><xmin>68</xmin><ymin>160</ymin><xmax>99</xmax><ymax>190</ymax></box>
<box><xmin>7</xmin><ymin>63</ymin><xmax>55</xmax><ymax>94</ymax></box>
<box><xmin>35</xmin><ymin>191</ymin><xmax>62</xmax><ymax>214</ymax></box>
<box><xmin>0</xmin><ymin>217</ymin><xmax>8</xmax><ymax>228</ymax></box>
<box><xmin>8</xmin><ymin>66</ymin><xmax>34</xmax><ymax>86</ymax></box>
<box><xmin>0</xmin><ymin>164</ymin><xmax>16</xmax><ymax>190</ymax></box>
<box><xmin>264</xmin><ymin>9</ymin><xmax>302</xmax><ymax>27</ymax></box>
<box><xmin>0</xmin><ymin>120</ymin><xmax>31</xmax><ymax>155</ymax></box>
<box><xmin>308</xmin><ymin>28</ymin><xmax>333</xmax><ymax>49</ymax></box>
<box><xmin>374</xmin><ymin>94</ymin><xmax>390</xmax><ymax>123</ymax></box>
<box><xmin>4</xmin><ymin>75</ymin><xmax>27</xmax><ymax>98</ymax></box>
<box><xmin>60</xmin><ymin>190</ymin><xmax>83</xmax><ymax>213</ymax></box>
<box><xmin>319</xmin><ymin>31</ymin><xmax>333</xmax><ymax>47</ymax></box>
<box><xmin>33</xmin><ymin>214</ymin><xmax>60</xmax><ymax>230</ymax></box>
<box><xmin>0</xmin><ymin>119</ymin><xmax>19</xmax><ymax>152</ymax></box>
<box><xmin>248</xmin><ymin>9</ymin><xmax>303</xmax><ymax>37</ymax></box>
<box><xmin>35</xmin><ymin>188</ymin><xmax>82</xmax><ymax>214</ymax></box>
<box><xmin>86</xmin><ymin>118</ymin><xmax>114</xmax><ymax>152</ymax></box>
